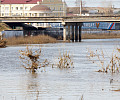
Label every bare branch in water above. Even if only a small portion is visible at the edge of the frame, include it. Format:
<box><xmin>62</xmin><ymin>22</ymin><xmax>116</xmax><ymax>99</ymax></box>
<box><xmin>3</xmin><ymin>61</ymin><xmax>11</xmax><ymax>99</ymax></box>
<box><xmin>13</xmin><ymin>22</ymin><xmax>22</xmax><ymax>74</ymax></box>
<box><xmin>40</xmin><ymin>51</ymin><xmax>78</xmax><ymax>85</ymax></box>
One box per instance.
<box><xmin>87</xmin><ymin>48</ymin><xmax>120</xmax><ymax>73</ymax></box>
<box><xmin>19</xmin><ymin>46</ymin><xmax>49</xmax><ymax>73</ymax></box>
<box><xmin>53</xmin><ymin>51</ymin><xmax>74</xmax><ymax>69</ymax></box>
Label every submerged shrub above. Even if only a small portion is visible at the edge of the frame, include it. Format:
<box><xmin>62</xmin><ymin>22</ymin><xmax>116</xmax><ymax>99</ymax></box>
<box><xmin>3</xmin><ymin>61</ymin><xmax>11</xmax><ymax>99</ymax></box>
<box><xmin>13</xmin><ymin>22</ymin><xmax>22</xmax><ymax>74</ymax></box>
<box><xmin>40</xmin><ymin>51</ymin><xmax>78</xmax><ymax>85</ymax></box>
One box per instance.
<box><xmin>87</xmin><ymin>48</ymin><xmax>120</xmax><ymax>73</ymax></box>
<box><xmin>53</xmin><ymin>51</ymin><xmax>74</xmax><ymax>69</ymax></box>
<box><xmin>19</xmin><ymin>46</ymin><xmax>49</xmax><ymax>73</ymax></box>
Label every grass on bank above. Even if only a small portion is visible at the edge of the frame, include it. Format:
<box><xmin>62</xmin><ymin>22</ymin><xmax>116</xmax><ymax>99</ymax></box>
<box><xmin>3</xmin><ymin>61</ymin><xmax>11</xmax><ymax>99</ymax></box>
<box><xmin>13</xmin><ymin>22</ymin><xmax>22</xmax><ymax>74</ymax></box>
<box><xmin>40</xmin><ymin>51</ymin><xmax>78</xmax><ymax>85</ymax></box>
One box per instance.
<box><xmin>5</xmin><ymin>35</ymin><xmax>57</xmax><ymax>45</ymax></box>
<box><xmin>82</xmin><ymin>33</ymin><xmax>120</xmax><ymax>39</ymax></box>
<box><xmin>0</xmin><ymin>23</ymin><xmax>11</xmax><ymax>31</ymax></box>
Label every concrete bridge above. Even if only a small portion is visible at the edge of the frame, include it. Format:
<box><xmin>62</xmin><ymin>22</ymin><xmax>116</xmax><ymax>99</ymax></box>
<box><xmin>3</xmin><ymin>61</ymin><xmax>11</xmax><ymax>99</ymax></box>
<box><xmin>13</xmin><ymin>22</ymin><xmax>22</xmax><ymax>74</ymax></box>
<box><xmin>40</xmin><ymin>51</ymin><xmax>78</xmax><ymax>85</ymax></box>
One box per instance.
<box><xmin>1</xmin><ymin>16</ymin><xmax>120</xmax><ymax>42</ymax></box>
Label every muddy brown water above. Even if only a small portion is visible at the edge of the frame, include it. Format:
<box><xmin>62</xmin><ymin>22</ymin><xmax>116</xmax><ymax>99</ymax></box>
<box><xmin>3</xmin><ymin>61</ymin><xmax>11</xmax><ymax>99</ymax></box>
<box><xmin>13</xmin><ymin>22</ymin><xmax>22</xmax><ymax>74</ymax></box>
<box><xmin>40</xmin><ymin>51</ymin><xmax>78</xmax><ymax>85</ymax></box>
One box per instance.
<box><xmin>0</xmin><ymin>39</ymin><xmax>120</xmax><ymax>100</ymax></box>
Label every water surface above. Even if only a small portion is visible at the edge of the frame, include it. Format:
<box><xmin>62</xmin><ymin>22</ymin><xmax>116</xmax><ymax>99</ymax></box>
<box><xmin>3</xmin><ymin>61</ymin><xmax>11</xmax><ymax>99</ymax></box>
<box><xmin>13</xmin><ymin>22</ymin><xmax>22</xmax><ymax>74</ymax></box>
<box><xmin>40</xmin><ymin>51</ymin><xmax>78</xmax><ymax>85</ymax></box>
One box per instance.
<box><xmin>0</xmin><ymin>39</ymin><xmax>120</xmax><ymax>100</ymax></box>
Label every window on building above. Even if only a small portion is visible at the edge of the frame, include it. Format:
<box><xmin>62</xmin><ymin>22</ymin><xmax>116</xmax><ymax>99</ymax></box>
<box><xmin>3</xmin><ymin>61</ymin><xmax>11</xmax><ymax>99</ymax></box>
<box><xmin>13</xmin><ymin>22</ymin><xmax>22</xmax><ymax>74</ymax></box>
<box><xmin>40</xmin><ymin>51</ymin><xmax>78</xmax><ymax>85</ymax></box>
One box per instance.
<box><xmin>5</xmin><ymin>13</ymin><xmax>9</xmax><ymax>16</ymax></box>
<box><xmin>16</xmin><ymin>7</ymin><xmax>18</xmax><ymax>10</ymax></box>
<box><xmin>41</xmin><ymin>13</ymin><xmax>44</xmax><ymax>16</ymax></box>
<box><xmin>5</xmin><ymin>7</ymin><xmax>9</xmax><ymax>11</ymax></box>
<box><xmin>25</xmin><ymin>7</ymin><xmax>27</xmax><ymax>10</ymax></box>
<box><xmin>29</xmin><ymin>13</ymin><xmax>32</xmax><ymax>17</ymax></box>
<box><xmin>35</xmin><ymin>13</ymin><xmax>37</xmax><ymax>17</ymax></box>
<box><xmin>32</xmin><ymin>13</ymin><xmax>34</xmax><ymax>16</ymax></box>
<box><xmin>20</xmin><ymin>7</ymin><xmax>23</xmax><ymax>10</ymax></box>
<box><xmin>25</xmin><ymin>13</ymin><xmax>27</xmax><ymax>16</ymax></box>
<box><xmin>2</xmin><ymin>13</ymin><xmax>4</xmax><ymax>16</ymax></box>
<box><xmin>39</xmin><ymin>13</ymin><xmax>41</xmax><ymax>16</ymax></box>
<box><xmin>11</xmin><ymin>7</ymin><xmax>13</xmax><ymax>10</ymax></box>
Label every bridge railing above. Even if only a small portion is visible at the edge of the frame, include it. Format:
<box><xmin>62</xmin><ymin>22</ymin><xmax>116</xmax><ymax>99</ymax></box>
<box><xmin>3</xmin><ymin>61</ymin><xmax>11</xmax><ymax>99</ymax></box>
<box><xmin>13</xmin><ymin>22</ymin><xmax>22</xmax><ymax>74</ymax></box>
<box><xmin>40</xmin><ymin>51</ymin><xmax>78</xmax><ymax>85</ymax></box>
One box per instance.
<box><xmin>0</xmin><ymin>15</ymin><xmax>120</xmax><ymax>19</ymax></box>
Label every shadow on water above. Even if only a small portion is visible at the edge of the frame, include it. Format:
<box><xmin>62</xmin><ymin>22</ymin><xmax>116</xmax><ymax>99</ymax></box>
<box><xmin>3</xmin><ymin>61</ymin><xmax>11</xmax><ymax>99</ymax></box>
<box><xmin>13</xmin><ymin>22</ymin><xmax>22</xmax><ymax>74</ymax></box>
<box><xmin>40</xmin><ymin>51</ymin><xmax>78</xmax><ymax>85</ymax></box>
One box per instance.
<box><xmin>26</xmin><ymin>73</ymin><xmax>40</xmax><ymax>100</ymax></box>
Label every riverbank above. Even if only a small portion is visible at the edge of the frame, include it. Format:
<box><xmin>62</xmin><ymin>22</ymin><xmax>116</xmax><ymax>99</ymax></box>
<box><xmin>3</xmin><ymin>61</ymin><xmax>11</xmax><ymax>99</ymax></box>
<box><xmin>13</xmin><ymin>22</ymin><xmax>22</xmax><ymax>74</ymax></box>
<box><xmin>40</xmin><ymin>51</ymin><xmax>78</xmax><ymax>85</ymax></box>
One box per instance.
<box><xmin>5</xmin><ymin>35</ymin><xmax>57</xmax><ymax>46</ymax></box>
<box><xmin>2</xmin><ymin>33</ymin><xmax>120</xmax><ymax>46</ymax></box>
<box><xmin>82</xmin><ymin>33</ymin><xmax>120</xmax><ymax>39</ymax></box>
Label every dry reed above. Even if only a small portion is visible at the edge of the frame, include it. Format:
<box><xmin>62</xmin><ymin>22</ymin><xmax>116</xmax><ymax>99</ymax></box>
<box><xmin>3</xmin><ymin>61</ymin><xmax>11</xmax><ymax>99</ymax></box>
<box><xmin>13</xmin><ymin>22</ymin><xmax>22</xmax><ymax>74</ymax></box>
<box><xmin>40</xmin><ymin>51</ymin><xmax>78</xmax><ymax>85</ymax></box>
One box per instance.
<box><xmin>87</xmin><ymin>48</ymin><xmax>120</xmax><ymax>73</ymax></box>
<box><xmin>19</xmin><ymin>46</ymin><xmax>49</xmax><ymax>73</ymax></box>
<box><xmin>0</xmin><ymin>39</ymin><xmax>6</xmax><ymax>48</ymax></box>
<box><xmin>6</xmin><ymin>35</ymin><xmax>57</xmax><ymax>45</ymax></box>
<box><xmin>82</xmin><ymin>33</ymin><xmax>120</xmax><ymax>39</ymax></box>
<box><xmin>52</xmin><ymin>51</ymin><xmax>74</xmax><ymax>69</ymax></box>
<box><xmin>0</xmin><ymin>23</ymin><xmax>11</xmax><ymax>31</ymax></box>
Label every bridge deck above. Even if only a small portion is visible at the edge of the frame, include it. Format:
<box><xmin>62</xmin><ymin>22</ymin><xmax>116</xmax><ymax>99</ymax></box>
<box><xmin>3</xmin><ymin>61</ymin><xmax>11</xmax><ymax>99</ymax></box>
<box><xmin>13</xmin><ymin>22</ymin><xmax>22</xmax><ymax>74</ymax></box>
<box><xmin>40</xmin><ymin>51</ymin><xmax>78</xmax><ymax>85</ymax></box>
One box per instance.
<box><xmin>0</xmin><ymin>16</ymin><xmax>120</xmax><ymax>23</ymax></box>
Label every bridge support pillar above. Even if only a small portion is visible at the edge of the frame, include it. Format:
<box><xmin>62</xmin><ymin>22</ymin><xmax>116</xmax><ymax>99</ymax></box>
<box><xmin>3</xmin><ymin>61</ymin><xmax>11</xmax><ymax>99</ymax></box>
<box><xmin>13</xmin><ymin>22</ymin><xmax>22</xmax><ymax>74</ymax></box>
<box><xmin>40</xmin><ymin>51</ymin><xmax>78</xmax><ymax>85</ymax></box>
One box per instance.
<box><xmin>65</xmin><ymin>22</ymin><xmax>82</xmax><ymax>42</ymax></box>
<box><xmin>68</xmin><ymin>25</ymin><xmax>70</xmax><ymax>42</ymax></box>
<box><xmin>63</xmin><ymin>25</ymin><xmax>66</xmax><ymax>41</ymax></box>
<box><xmin>72</xmin><ymin>25</ymin><xmax>74</xmax><ymax>42</ymax></box>
<box><xmin>79</xmin><ymin>25</ymin><xmax>82</xmax><ymax>42</ymax></box>
<box><xmin>75</xmin><ymin>24</ymin><xmax>78</xmax><ymax>42</ymax></box>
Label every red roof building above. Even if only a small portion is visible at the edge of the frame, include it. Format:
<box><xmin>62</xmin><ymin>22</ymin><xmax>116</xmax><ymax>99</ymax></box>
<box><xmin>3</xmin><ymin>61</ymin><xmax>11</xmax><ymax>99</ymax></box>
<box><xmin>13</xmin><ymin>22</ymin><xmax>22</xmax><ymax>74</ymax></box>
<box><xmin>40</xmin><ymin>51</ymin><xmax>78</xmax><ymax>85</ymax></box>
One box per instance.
<box><xmin>0</xmin><ymin>0</ymin><xmax>67</xmax><ymax>17</ymax></box>
<box><xmin>30</xmin><ymin>5</ymin><xmax>51</xmax><ymax>12</ymax></box>
<box><xmin>1</xmin><ymin>0</ymin><xmax>42</xmax><ymax>4</ymax></box>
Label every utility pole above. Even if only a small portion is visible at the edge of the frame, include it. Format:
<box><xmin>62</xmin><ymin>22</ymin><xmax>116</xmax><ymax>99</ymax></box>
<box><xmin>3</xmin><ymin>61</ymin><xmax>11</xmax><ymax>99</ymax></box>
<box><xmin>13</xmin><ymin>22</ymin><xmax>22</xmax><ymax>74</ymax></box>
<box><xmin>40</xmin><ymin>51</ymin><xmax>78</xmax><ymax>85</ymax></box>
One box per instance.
<box><xmin>63</xmin><ymin>0</ymin><xmax>65</xmax><ymax>16</ymax></box>
<box><xmin>0</xmin><ymin>0</ymin><xmax>1</xmax><ymax>17</ymax></box>
<box><xmin>76</xmin><ymin>0</ymin><xmax>82</xmax><ymax>16</ymax></box>
<box><xmin>80</xmin><ymin>0</ymin><xmax>82</xmax><ymax>16</ymax></box>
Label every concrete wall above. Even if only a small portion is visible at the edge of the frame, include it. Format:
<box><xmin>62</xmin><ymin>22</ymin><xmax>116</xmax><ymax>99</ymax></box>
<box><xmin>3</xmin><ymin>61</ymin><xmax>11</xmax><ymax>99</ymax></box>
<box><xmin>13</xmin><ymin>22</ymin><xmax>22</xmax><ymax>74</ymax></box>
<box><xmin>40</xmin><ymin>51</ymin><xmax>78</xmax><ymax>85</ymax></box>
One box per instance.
<box><xmin>2</xmin><ymin>30</ymin><xmax>23</xmax><ymax>38</ymax></box>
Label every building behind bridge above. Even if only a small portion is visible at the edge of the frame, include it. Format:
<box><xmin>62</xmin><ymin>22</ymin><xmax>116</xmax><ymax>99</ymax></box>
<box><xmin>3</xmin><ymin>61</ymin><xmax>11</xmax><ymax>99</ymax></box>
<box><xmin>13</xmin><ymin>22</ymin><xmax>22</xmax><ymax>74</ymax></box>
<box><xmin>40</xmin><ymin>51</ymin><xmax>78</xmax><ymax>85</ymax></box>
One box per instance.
<box><xmin>1</xmin><ymin>0</ymin><xmax>120</xmax><ymax>38</ymax></box>
<box><xmin>67</xmin><ymin>7</ymin><xmax>120</xmax><ymax>16</ymax></box>
<box><xmin>0</xmin><ymin>0</ymin><xmax>67</xmax><ymax>17</ymax></box>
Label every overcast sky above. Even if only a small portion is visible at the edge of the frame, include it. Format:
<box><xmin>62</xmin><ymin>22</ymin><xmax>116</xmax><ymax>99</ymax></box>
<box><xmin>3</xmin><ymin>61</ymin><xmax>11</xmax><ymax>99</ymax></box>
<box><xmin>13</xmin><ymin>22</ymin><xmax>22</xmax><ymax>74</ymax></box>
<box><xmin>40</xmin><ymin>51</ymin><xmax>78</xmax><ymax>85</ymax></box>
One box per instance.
<box><xmin>64</xmin><ymin>0</ymin><xmax>120</xmax><ymax>8</ymax></box>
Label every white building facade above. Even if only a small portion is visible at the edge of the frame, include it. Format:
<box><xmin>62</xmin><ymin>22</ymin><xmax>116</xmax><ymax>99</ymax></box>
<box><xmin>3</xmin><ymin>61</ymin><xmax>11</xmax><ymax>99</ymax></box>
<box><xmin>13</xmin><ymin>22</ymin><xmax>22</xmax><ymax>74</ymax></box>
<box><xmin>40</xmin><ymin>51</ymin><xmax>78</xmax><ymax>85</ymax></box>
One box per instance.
<box><xmin>0</xmin><ymin>0</ymin><xmax>67</xmax><ymax>17</ymax></box>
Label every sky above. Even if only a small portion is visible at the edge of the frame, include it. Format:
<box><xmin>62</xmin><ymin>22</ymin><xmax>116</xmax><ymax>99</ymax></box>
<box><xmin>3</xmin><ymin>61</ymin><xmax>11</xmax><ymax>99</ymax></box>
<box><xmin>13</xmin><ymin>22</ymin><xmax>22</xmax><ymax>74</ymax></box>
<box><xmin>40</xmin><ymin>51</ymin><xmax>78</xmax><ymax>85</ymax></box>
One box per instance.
<box><xmin>64</xmin><ymin>0</ymin><xmax>120</xmax><ymax>8</ymax></box>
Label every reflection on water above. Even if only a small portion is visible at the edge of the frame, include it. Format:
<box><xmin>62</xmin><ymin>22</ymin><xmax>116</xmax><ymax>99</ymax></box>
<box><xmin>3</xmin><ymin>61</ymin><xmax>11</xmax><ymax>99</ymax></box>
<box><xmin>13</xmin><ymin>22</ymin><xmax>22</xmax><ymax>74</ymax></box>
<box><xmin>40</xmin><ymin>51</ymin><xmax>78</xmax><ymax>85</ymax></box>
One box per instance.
<box><xmin>1</xmin><ymin>39</ymin><xmax>120</xmax><ymax>100</ymax></box>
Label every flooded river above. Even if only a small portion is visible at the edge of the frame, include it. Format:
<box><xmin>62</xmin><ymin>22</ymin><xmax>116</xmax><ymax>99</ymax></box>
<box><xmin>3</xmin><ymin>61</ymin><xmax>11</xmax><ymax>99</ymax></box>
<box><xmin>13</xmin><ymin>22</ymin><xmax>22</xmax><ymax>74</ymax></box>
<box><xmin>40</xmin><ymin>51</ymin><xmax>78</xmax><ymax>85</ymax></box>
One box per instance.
<box><xmin>1</xmin><ymin>39</ymin><xmax>120</xmax><ymax>100</ymax></box>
